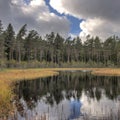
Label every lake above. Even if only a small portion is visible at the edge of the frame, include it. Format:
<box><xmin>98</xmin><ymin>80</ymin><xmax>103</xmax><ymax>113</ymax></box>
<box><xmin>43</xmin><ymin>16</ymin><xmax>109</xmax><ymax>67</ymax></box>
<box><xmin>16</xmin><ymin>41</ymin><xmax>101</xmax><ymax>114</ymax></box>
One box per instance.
<box><xmin>12</xmin><ymin>71</ymin><xmax>120</xmax><ymax>120</ymax></box>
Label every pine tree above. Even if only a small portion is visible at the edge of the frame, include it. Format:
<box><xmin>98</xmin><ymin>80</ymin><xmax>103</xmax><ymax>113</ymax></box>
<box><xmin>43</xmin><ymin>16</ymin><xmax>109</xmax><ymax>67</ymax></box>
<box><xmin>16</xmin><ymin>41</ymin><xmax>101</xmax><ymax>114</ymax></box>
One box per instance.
<box><xmin>0</xmin><ymin>20</ymin><xmax>5</xmax><ymax>68</ymax></box>
<box><xmin>16</xmin><ymin>24</ymin><xmax>27</xmax><ymax>62</ymax></box>
<box><xmin>4</xmin><ymin>23</ymin><xmax>15</xmax><ymax>60</ymax></box>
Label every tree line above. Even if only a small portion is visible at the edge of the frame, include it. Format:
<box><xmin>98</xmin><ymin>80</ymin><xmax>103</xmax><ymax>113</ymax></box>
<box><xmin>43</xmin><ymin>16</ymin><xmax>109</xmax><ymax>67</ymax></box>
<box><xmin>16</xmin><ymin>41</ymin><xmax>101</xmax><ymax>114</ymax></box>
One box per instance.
<box><xmin>0</xmin><ymin>20</ymin><xmax>120</xmax><ymax>68</ymax></box>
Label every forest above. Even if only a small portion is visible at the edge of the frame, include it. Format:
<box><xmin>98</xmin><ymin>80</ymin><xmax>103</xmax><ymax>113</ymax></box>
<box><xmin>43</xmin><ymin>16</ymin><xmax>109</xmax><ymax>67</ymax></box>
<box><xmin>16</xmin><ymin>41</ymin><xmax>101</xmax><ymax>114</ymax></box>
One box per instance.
<box><xmin>0</xmin><ymin>20</ymin><xmax>120</xmax><ymax>68</ymax></box>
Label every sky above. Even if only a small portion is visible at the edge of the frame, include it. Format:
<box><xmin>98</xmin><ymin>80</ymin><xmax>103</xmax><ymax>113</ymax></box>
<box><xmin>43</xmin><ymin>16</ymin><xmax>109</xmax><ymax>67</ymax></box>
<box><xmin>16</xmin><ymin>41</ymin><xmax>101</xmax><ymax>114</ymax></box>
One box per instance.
<box><xmin>0</xmin><ymin>0</ymin><xmax>120</xmax><ymax>41</ymax></box>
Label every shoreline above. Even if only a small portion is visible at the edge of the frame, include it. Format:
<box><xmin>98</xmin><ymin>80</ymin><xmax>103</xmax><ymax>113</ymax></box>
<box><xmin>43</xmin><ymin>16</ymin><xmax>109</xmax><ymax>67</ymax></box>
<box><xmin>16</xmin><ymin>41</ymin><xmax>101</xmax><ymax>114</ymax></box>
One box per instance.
<box><xmin>41</xmin><ymin>68</ymin><xmax>120</xmax><ymax>76</ymax></box>
<box><xmin>0</xmin><ymin>67</ymin><xmax>120</xmax><ymax>118</ymax></box>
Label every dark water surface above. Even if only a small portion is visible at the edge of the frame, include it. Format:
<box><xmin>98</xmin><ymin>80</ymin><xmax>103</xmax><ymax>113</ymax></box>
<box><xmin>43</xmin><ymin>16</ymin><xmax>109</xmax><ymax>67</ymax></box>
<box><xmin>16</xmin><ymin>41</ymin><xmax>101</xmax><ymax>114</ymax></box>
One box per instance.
<box><xmin>13</xmin><ymin>71</ymin><xmax>120</xmax><ymax>120</ymax></box>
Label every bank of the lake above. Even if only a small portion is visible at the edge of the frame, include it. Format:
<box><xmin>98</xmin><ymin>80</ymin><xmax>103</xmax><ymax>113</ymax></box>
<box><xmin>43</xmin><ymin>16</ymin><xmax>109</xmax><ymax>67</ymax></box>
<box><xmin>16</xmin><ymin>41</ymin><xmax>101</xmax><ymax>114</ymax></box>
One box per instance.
<box><xmin>0</xmin><ymin>68</ymin><xmax>120</xmax><ymax>118</ymax></box>
<box><xmin>0</xmin><ymin>69</ymin><xmax>58</xmax><ymax>118</ymax></box>
<box><xmin>49</xmin><ymin>68</ymin><xmax>120</xmax><ymax>76</ymax></box>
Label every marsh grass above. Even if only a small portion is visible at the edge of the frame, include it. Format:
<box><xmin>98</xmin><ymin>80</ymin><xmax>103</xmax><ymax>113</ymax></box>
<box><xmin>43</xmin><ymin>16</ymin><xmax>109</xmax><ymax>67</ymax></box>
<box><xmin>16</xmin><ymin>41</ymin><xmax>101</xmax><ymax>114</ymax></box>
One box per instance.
<box><xmin>0</xmin><ymin>68</ymin><xmax>120</xmax><ymax>118</ymax></box>
<box><xmin>91</xmin><ymin>68</ymin><xmax>120</xmax><ymax>76</ymax></box>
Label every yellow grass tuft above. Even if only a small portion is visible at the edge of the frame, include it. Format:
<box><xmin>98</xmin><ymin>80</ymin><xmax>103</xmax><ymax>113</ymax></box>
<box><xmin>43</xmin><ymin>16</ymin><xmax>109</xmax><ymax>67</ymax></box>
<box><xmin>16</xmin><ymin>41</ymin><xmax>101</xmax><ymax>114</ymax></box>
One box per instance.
<box><xmin>91</xmin><ymin>68</ymin><xmax>120</xmax><ymax>76</ymax></box>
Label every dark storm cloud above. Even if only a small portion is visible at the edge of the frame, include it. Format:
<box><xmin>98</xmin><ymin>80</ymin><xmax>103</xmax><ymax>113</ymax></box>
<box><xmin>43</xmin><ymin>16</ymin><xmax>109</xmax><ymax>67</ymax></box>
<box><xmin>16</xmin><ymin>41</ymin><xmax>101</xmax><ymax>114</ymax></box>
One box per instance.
<box><xmin>50</xmin><ymin>0</ymin><xmax>120</xmax><ymax>40</ymax></box>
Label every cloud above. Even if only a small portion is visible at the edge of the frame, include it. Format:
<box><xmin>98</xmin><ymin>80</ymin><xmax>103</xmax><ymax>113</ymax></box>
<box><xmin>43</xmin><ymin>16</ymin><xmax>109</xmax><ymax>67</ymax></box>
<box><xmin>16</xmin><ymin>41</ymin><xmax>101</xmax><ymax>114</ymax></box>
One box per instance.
<box><xmin>50</xmin><ymin>0</ymin><xmax>120</xmax><ymax>21</ymax></box>
<box><xmin>0</xmin><ymin>0</ymin><xmax>70</xmax><ymax>37</ymax></box>
<box><xmin>50</xmin><ymin>0</ymin><xmax>120</xmax><ymax>40</ymax></box>
<box><xmin>80</xmin><ymin>18</ymin><xmax>120</xmax><ymax>41</ymax></box>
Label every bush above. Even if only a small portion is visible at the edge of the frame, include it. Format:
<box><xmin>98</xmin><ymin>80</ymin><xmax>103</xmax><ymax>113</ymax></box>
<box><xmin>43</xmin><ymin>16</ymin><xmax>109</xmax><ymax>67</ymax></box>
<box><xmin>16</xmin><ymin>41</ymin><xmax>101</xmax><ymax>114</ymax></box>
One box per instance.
<box><xmin>0</xmin><ymin>59</ymin><xmax>6</xmax><ymax>69</ymax></box>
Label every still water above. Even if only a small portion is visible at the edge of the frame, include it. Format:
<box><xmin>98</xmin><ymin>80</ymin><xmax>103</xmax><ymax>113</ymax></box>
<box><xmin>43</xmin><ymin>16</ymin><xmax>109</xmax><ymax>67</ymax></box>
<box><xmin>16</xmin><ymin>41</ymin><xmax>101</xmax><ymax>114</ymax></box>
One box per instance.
<box><xmin>13</xmin><ymin>71</ymin><xmax>120</xmax><ymax>120</ymax></box>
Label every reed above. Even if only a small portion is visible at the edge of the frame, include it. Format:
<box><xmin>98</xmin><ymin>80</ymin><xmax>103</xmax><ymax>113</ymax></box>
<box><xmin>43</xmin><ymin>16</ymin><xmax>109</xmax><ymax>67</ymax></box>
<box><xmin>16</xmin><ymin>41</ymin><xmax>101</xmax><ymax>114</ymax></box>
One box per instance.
<box><xmin>91</xmin><ymin>68</ymin><xmax>120</xmax><ymax>76</ymax></box>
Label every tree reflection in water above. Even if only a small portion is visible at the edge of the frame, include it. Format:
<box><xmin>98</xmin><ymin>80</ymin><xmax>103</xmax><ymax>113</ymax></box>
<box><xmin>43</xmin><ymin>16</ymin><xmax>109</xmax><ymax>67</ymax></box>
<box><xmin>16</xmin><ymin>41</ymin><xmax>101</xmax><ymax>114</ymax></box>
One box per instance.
<box><xmin>13</xmin><ymin>71</ymin><xmax>120</xmax><ymax>120</ymax></box>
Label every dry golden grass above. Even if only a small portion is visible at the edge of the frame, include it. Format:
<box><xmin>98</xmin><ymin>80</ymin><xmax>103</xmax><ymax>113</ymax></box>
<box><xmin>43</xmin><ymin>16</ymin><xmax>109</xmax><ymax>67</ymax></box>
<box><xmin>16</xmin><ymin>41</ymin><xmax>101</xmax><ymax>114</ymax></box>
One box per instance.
<box><xmin>0</xmin><ymin>67</ymin><xmax>120</xmax><ymax>118</ymax></box>
<box><xmin>91</xmin><ymin>68</ymin><xmax>120</xmax><ymax>76</ymax></box>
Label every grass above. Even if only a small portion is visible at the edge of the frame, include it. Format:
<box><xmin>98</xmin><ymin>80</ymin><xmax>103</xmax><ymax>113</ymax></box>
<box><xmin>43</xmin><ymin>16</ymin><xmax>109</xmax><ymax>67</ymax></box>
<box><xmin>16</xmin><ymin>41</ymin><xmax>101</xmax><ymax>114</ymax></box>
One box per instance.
<box><xmin>0</xmin><ymin>68</ymin><xmax>120</xmax><ymax>118</ymax></box>
<box><xmin>91</xmin><ymin>68</ymin><xmax>120</xmax><ymax>76</ymax></box>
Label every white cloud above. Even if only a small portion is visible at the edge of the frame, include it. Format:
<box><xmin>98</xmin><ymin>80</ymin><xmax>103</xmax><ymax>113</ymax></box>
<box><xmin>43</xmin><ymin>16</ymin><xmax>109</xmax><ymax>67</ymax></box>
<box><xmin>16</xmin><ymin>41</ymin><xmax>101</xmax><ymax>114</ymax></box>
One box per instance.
<box><xmin>0</xmin><ymin>0</ymin><xmax>70</xmax><ymax>37</ymax></box>
<box><xmin>50</xmin><ymin>0</ymin><xmax>65</xmax><ymax>14</ymax></box>
<box><xmin>50</xmin><ymin>0</ymin><xmax>120</xmax><ymax>40</ymax></box>
<box><xmin>30</xmin><ymin>0</ymin><xmax>44</xmax><ymax>6</ymax></box>
<box><xmin>80</xmin><ymin>18</ymin><xmax>120</xmax><ymax>41</ymax></box>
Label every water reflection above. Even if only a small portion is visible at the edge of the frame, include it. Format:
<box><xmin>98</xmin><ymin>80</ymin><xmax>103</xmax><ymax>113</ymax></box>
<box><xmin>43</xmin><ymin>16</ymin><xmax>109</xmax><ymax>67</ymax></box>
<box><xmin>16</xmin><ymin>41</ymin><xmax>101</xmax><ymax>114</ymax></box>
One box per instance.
<box><xmin>13</xmin><ymin>71</ymin><xmax>120</xmax><ymax>120</ymax></box>
<box><xmin>69</xmin><ymin>97</ymin><xmax>82</xmax><ymax>119</ymax></box>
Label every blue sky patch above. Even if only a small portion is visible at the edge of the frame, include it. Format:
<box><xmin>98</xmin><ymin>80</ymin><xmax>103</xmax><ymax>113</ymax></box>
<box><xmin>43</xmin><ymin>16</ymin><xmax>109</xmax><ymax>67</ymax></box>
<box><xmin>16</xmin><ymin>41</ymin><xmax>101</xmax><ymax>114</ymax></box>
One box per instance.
<box><xmin>45</xmin><ymin>0</ymin><xmax>82</xmax><ymax>35</ymax></box>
